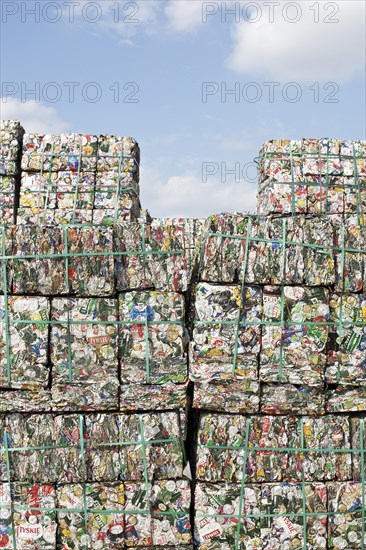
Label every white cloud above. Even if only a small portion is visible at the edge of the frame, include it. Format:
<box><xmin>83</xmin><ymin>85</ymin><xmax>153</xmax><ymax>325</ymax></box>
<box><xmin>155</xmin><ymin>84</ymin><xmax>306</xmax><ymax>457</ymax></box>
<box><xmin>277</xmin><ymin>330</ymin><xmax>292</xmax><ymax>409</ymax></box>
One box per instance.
<box><xmin>228</xmin><ymin>1</ymin><xmax>366</xmax><ymax>82</ymax></box>
<box><xmin>1</xmin><ymin>98</ymin><xmax>69</xmax><ymax>133</ymax></box>
<box><xmin>140</xmin><ymin>166</ymin><xmax>257</xmax><ymax>218</ymax></box>
<box><xmin>164</xmin><ymin>1</ymin><xmax>204</xmax><ymax>32</ymax></box>
<box><xmin>164</xmin><ymin>1</ymin><xmax>250</xmax><ymax>32</ymax></box>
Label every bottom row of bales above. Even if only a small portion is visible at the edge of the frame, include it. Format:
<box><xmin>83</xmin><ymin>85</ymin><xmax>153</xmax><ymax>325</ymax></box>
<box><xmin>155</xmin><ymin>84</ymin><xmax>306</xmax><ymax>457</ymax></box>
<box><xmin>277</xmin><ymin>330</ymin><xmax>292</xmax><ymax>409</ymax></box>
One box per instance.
<box><xmin>0</xmin><ymin>410</ymin><xmax>364</xmax><ymax>548</ymax></box>
<box><xmin>0</xmin><ymin>481</ymin><xmax>364</xmax><ymax>548</ymax></box>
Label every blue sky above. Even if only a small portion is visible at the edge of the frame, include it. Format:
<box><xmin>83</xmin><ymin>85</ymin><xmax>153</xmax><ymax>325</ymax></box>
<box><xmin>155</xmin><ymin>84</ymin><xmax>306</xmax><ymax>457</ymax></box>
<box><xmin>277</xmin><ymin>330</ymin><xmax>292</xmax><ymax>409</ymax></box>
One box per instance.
<box><xmin>1</xmin><ymin>0</ymin><xmax>365</xmax><ymax>217</ymax></box>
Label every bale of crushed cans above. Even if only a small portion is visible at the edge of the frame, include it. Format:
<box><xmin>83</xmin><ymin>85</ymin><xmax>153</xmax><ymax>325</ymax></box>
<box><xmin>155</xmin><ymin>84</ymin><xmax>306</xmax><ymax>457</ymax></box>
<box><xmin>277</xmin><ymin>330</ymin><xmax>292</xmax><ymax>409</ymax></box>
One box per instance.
<box><xmin>0</xmin><ymin>121</ymin><xmax>24</xmax><ymax>224</ymax></box>
<box><xmin>197</xmin><ymin>212</ymin><xmax>365</xmax><ymax>288</ymax></box>
<box><xmin>118</xmin><ymin>291</ymin><xmax>187</xmax><ymax>385</ymax></box>
<box><xmin>2</xmin><ymin>219</ymin><xmax>204</xmax><ymax>297</ymax></box>
<box><xmin>257</xmin><ymin>138</ymin><xmax>366</xmax><ymax>218</ymax></box>
<box><xmin>194</xmin><ymin>481</ymin><xmax>365</xmax><ymax>549</ymax></box>
<box><xmin>0</xmin><ymin>412</ymin><xmax>186</xmax><ymax>482</ymax></box>
<box><xmin>17</xmin><ymin>132</ymin><xmax>141</xmax><ymax>225</ymax></box>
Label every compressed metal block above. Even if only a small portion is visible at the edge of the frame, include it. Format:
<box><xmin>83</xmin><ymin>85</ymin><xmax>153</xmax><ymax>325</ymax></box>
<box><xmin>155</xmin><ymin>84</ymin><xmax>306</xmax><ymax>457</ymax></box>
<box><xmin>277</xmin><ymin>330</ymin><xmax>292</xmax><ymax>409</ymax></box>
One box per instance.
<box><xmin>190</xmin><ymin>283</ymin><xmax>261</xmax><ymax>381</ymax></box>
<box><xmin>119</xmin><ymin>291</ymin><xmax>186</xmax><ymax>384</ymax></box>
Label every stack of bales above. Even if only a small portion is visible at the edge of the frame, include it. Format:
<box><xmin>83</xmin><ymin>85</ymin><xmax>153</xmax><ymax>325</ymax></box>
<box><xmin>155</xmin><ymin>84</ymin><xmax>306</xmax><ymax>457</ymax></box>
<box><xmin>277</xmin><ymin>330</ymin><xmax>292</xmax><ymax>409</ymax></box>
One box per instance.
<box><xmin>0</xmin><ymin>121</ymin><xmax>201</xmax><ymax>549</ymax></box>
<box><xmin>191</xmin><ymin>138</ymin><xmax>366</xmax><ymax>549</ymax></box>
<box><xmin>1</xmin><ymin>123</ymin><xmax>365</xmax><ymax>549</ymax></box>
<box><xmin>0</xmin><ymin>120</ymin><xmax>24</xmax><ymax>223</ymax></box>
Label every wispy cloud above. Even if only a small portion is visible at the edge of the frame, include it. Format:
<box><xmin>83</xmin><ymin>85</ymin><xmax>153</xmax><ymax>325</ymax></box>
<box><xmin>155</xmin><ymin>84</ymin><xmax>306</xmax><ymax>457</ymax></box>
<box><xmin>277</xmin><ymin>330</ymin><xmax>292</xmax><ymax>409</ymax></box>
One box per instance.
<box><xmin>0</xmin><ymin>98</ymin><xmax>70</xmax><ymax>133</ymax></box>
<box><xmin>164</xmin><ymin>0</ymin><xmax>205</xmax><ymax>32</ymax></box>
<box><xmin>140</xmin><ymin>166</ymin><xmax>257</xmax><ymax>218</ymax></box>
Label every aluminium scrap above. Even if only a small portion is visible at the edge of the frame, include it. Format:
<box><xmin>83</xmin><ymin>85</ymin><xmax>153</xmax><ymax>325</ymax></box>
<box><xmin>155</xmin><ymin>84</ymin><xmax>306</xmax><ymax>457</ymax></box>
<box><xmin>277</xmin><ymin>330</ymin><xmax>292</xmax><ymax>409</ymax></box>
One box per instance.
<box><xmin>189</xmin><ymin>283</ymin><xmax>261</xmax><ymax>381</ymax></box>
<box><xmin>256</xmin><ymin>139</ymin><xmax>305</xmax><ymax>216</ymax></box>
<box><xmin>17</xmin><ymin>171</ymin><xmax>95</xmax><ymax>225</ymax></box>
<box><xmin>119</xmin><ymin>383</ymin><xmax>187</xmax><ymax>413</ymax></box>
<box><xmin>0</xmin><ymin>227</ymin><xmax>12</xmax><ymax>294</ymax></box>
<box><xmin>195</xmin><ymin>414</ymin><xmax>301</xmax><ymax>484</ymax></box>
<box><xmin>328</xmin><ymin>481</ymin><xmax>366</xmax><ymax>549</ymax></box>
<box><xmin>0</xmin><ymin>120</ymin><xmax>24</xmax><ymax>176</ymax></box>
<box><xmin>10</xmin><ymin>224</ymin><xmax>114</xmax><ymax>296</ymax></box>
<box><xmin>326</xmin><ymin>385</ymin><xmax>366</xmax><ymax>412</ymax></box>
<box><xmin>92</xmin><ymin>191</ymin><xmax>141</xmax><ymax>225</ymax></box>
<box><xmin>97</xmin><ymin>135</ymin><xmax>140</xmax><ymax>176</ymax></box>
<box><xmin>268</xmin><ymin>216</ymin><xmax>305</xmax><ymax>285</ymax></box>
<box><xmin>119</xmin><ymin>411</ymin><xmax>186</xmax><ymax>481</ymax></box>
<box><xmin>0</xmin><ymin>121</ymin><xmax>24</xmax><ymax>224</ymax></box>
<box><xmin>0</xmin><ymin>483</ymin><xmax>56</xmax><ymax>549</ymax></box>
<box><xmin>198</xmin><ymin>213</ymin><xmax>243</xmax><ymax>283</ymax></box>
<box><xmin>9</xmin><ymin>225</ymin><xmax>68</xmax><ymax>295</ymax></box>
<box><xmin>192</xmin><ymin>380</ymin><xmax>260</xmax><ymax>413</ymax></box>
<box><xmin>114</xmin><ymin>221</ymin><xmax>190</xmax><ymax>292</ymax></box>
<box><xmin>57</xmin><ymin>482</ymin><xmax>125</xmax><ymax>549</ymax></box>
<box><xmin>119</xmin><ymin>384</ymin><xmax>188</xmax><ymax>441</ymax></box>
<box><xmin>303</xmin><ymin>216</ymin><xmax>335</xmax><ymax>286</ymax></box>
<box><xmin>300</xmin><ymin>416</ymin><xmax>352</xmax><ymax>482</ymax></box>
<box><xmin>350</xmin><ymin>417</ymin><xmax>366</xmax><ymax>481</ymax></box>
<box><xmin>85</xmin><ymin>412</ymin><xmax>185</xmax><ymax>482</ymax></box>
<box><xmin>0</xmin><ymin>177</ymin><xmax>16</xmax><ymax>224</ymax></box>
<box><xmin>119</xmin><ymin>291</ymin><xmax>187</xmax><ymax>384</ymax></box>
<box><xmin>257</xmin><ymin>138</ymin><xmax>366</xmax><ymax>217</ymax></box>
<box><xmin>18</xmin><ymin>171</ymin><xmax>140</xmax><ymax>227</ymax></box>
<box><xmin>128</xmin><ymin>546</ymin><xmax>194</xmax><ymax>549</ymax></box>
<box><xmin>333</xmin><ymin>215</ymin><xmax>366</xmax><ymax>293</ymax></box>
<box><xmin>93</xmin><ymin>170</ymin><xmax>140</xmax><ymax>225</ymax></box>
<box><xmin>260</xmin><ymin>482</ymin><xmax>327</xmax><ymax>550</ymax></box>
<box><xmin>113</xmin><ymin>411</ymin><xmax>185</xmax><ymax>481</ymax></box>
<box><xmin>0</xmin><ymin>296</ymin><xmax>50</xmax><ymax>389</ymax></box>
<box><xmin>84</xmin><ymin>413</ymin><xmax>121</xmax><ymax>481</ymax></box>
<box><xmin>307</xmin><ymin>177</ymin><xmax>345</xmax><ymax>216</ymax></box>
<box><xmin>260</xmin><ymin>286</ymin><xmax>329</xmax><ymax>386</ymax></box>
<box><xmin>195</xmin><ymin>413</ymin><xmax>248</xmax><ymax>483</ymax></box>
<box><xmin>196</xmin><ymin>414</ymin><xmax>352</xmax><ymax>485</ymax></box>
<box><xmin>343</xmin><ymin>176</ymin><xmax>366</xmax><ymax>216</ymax></box>
<box><xmin>194</xmin><ymin>482</ymin><xmax>261</xmax><ymax>549</ymax></box>
<box><xmin>261</xmin><ymin>384</ymin><xmax>325</xmax><ymax>415</ymax></box>
<box><xmin>145</xmin><ymin>219</ymin><xmax>195</xmax><ymax>292</ymax></box>
<box><xmin>0</xmin><ymin>382</ymin><xmax>118</xmax><ymax>413</ymax></box>
<box><xmin>0</xmin><ymin>413</ymin><xmax>85</xmax><ymax>483</ymax></box>
<box><xmin>198</xmin><ymin>213</ymin><xmax>271</xmax><ymax>284</ymax></box>
<box><xmin>124</xmin><ymin>480</ymin><xmax>191</xmax><ymax>547</ymax></box>
<box><xmin>326</xmin><ymin>293</ymin><xmax>366</xmax><ymax>385</ymax></box>
<box><xmin>67</xmin><ymin>225</ymin><xmax>114</xmax><ymax>296</ymax></box>
<box><xmin>149</xmin><ymin>217</ymin><xmax>205</xmax><ymax>277</ymax></box>
<box><xmin>50</xmin><ymin>297</ymin><xmax>118</xmax><ymax>385</ymax></box>
<box><xmin>194</xmin><ymin>481</ymin><xmax>329</xmax><ymax>550</ymax></box>
<box><xmin>95</xmin><ymin>135</ymin><xmax>140</xmax><ymax>226</ymax></box>
<box><xmin>197</xmin><ymin>213</ymin><xmax>363</xmax><ymax>288</ymax></box>
<box><xmin>21</xmin><ymin>133</ymin><xmax>98</xmax><ymax>172</ymax></box>
<box><xmin>0</xmin><ymin>389</ymin><xmax>52</xmax><ymax>413</ymax></box>
<box><xmin>51</xmin><ymin>378</ymin><xmax>119</xmax><ymax>411</ymax></box>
